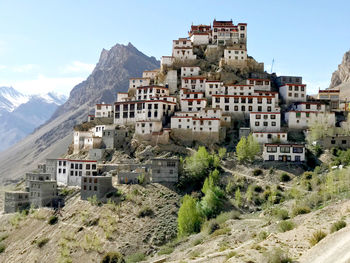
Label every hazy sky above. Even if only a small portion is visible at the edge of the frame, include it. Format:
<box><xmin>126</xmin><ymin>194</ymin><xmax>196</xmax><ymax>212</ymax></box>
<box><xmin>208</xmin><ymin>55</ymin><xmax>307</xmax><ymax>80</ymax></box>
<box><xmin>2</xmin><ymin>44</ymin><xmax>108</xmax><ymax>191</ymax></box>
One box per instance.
<box><xmin>0</xmin><ymin>0</ymin><xmax>349</xmax><ymax>96</ymax></box>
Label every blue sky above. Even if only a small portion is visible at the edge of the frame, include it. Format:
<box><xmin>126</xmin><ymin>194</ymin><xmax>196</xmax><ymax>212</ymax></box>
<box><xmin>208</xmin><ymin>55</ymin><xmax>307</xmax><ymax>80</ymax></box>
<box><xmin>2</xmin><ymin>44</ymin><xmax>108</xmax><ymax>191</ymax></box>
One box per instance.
<box><xmin>0</xmin><ymin>0</ymin><xmax>349</xmax><ymax>96</ymax></box>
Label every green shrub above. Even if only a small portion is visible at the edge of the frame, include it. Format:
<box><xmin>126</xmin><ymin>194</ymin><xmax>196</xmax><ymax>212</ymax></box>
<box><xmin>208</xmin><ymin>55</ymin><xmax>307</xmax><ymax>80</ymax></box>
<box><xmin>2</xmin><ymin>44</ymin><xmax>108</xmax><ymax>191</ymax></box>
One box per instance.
<box><xmin>125</xmin><ymin>252</ymin><xmax>146</xmax><ymax>263</ymax></box>
<box><xmin>236</xmin><ymin>134</ymin><xmax>261</xmax><ymax>163</ymax></box>
<box><xmin>0</xmin><ymin>243</ymin><xmax>5</xmax><ymax>254</ymax></box>
<box><xmin>137</xmin><ymin>174</ymin><xmax>145</xmax><ymax>185</ymax></box>
<box><xmin>309</xmin><ymin>230</ymin><xmax>327</xmax><ymax>246</ymax></box>
<box><xmin>278</xmin><ymin>220</ymin><xmax>295</xmax><ymax>233</ymax></box>
<box><xmin>137</xmin><ymin>207</ymin><xmax>153</xmax><ymax>218</ymax></box>
<box><xmin>303</xmin><ymin>172</ymin><xmax>314</xmax><ymax>180</ymax></box>
<box><xmin>226</xmin><ymin>251</ymin><xmax>236</xmax><ymax>259</ymax></box>
<box><xmin>330</xmin><ymin>220</ymin><xmax>346</xmax><ymax>233</ymax></box>
<box><xmin>36</xmin><ymin>237</ymin><xmax>50</xmax><ymax>248</ymax></box>
<box><xmin>207</xmin><ymin>220</ymin><xmax>220</xmax><ymax>234</ymax></box>
<box><xmin>215</xmin><ymin>211</ymin><xmax>240</xmax><ymax>225</ymax></box>
<box><xmin>48</xmin><ymin>215</ymin><xmax>58</xmax><ymax>225</ymax></box>
<box><xmin>292</xmin><ymin>205</ymin><xmax>311</xmax><ymax>217</ymax></box>
<box><xmin>158</xmin><ymin>246</ymin><xmax>174</xmax><ymax>255</ymax></box>
<box><xmin>265</xmin><ymin>248</ymin><xmax>292</xmax><ymax>263</ymax></box>
<box><xmin>101</xmin><ymin>251</ymin><xmax>125</xmax><ymax>263</ymax></box>
<box><xmin>257</xmin><ymin>231</ymin><xmax>269</xmax><ymax>241</ymax></box>
<box><xmin>178</xmin><ymin>195</ymin><xmax>202</xmax><ymax>237</ymax></box>
<box><xmin>280</xmin><ymin>173</ymin><xmax>291</xmax><ymax>182</ymax></box>
<box><xmin>87</xmin><ymin>195</ymin><xmax>99</xmax><ymax>206</ymax></box>
<box><xmin>253</xmin><ymin>169</ymin><xmax>263</xmax><ymax>176</ymax></box>
<box><xmin>273</xmin><ymin>208</ymin><xmax>289</xmax><ymax>220</ymax></box>
<box><xmin>254</xmin><ymin>185</ymin><xmax>263</xmax><ymax>192</ymax></box>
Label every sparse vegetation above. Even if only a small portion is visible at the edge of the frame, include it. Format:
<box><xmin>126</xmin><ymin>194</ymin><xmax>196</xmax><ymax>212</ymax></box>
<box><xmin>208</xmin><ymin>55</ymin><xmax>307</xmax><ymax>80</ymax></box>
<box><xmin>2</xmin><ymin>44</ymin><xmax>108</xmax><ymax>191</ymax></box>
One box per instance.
<box><xmin>87</xmin><ymin>195</ymin><xmax>99</xmax><ymax>206</ymax></box>
<box><xmin>36</xmin><ymin>237</ymin><xmax>50</xmax><ymax>248</ymax></box>
<box><xmin>0</xmin><ymin>234</ymin><xmax>8</xmax><ymax>242</ymax></box>
<box><xmin>252</xmin><ymin>169</ymin><xmax>263</xmax><ymax>176</ymax></box>
<box><xmin>0</xmin><ymin>243</ymin><xmax>5</xmax><ymax>254</ymax></box>
<box><xmin>309</xmin><ymin>230</ymin><xmax>327</xmax><ymax>246</ymax></box>
<box><xmin>330</xmin><ymin>220</ymin><xmax>346</xmax><ymax>233</ymax></box>
<box><xmin>48</xmin><ymin>215</ymin><xmax>58</xmax><ymax>225</ymax></box>
<box><xmin>125</xmin><ymin>252</ymin><xmax>146</xmax><ymax>263</ymax></box>
<box><xmin>292</xmin><ymin>204</ymin><xmax>311</xmax><ymax>217</ymax></box>
<box><xmin>265</xmin><ymin>248</ymin><xmax>292</xmax><ymax>263</ymax></box>
<box><xmin>280</xmin><ymin>173</ymin><xmax>291</xmax><ymax>182</ymax></box>
<box><xmin>278</xmin><ymin>220</ymin><xmax>295</xmax><ymax>232</ymax></box>
<box><xmin>137</xmin><ymin>206</ymin><xmax>154</xmax><ymax>218</ymax></box>
<box><xmin>101</xmin><ymin>252</ymin><xmax>125</xmax><ymax>263</ymax></box>
<box><xmin>273</xmin><ymin>208</ymin><xmax>289</xmax><ymax>220</ymax></box>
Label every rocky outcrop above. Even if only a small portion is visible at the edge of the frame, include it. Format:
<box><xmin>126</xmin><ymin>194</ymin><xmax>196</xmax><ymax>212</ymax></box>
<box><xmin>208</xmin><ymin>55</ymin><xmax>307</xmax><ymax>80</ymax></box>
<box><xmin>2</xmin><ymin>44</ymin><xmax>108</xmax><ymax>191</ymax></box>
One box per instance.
<box><xmin>329</xmin><ymin>50</ymin><xmax>350</xmax><ymax>89</ymax></box>
<box><xmin>0</xmin><ymin>43</ymin><xmax>159</xmax><ymax>183</ymax></box>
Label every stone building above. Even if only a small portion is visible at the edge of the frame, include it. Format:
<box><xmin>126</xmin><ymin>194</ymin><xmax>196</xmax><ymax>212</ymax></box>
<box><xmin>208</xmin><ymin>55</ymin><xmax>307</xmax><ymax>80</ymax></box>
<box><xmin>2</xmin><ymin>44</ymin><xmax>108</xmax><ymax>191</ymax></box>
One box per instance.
<box><xmin>150</xmin><ymin>158</ymin><xmax>179</xmax><ymax>183</ymax></box>
<box><xmin>4</xmin><ymin>191</ymin><xmax>30</xmax><ymax>213</ymax></box>
<box><xmin>318</xmin><ymin>134</ymin><xmax>350</xmax><ymax>149</ymax></box>
<box><xmin>81</xmin><ymin>176</ymin><xmax>114</xmax><ymax>200</ymax></box>
<box><xmin>28</xmin><ymin>179</ymin><xmax>57</xmax><ymax>208</ymax></box>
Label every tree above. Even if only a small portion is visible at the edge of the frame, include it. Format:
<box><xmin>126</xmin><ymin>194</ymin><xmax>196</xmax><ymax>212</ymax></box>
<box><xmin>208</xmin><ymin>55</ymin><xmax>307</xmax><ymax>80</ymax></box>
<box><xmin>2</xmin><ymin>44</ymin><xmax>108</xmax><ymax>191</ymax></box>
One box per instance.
<box><xmin>236</xmin><ymin>134</ymin><xmax>260</xmax><ymax>162</ymax></box>
<box><xmin>235</xmin><ymin>188</ymin><xmax>242</xmax><ymax>207</ymax></box>
<box><xmin>177</xmin><ymin>195</ymin><xmax>202</xmax><ymax>237</ymax></box>
<box><xmin>185</xmin><ymin>146</ymin><xmax>211</xmax><ymax>181</ymax></box>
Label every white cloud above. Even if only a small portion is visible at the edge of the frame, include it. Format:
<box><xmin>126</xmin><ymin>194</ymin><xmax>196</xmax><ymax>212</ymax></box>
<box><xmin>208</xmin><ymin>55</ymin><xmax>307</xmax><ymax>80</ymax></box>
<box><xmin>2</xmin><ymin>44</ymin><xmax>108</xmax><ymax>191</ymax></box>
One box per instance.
<box><xmin>11</xmin><ymin>74</ymin><xmax>85</xmax><ymax>96</ymax></box>
<box><xmin>0</xmin><ymin>65</ymin><xmax>6</xmax><ymax>70</ymax></box>
<box><xmin>12</xmin><ymin>64</ymin><xmax>39</xmax><ymax>73</ymax></box>
<box><xmin>61</xmin><ymin>61</ymin><xmax>95</xmax><ymax>74</ymax></box>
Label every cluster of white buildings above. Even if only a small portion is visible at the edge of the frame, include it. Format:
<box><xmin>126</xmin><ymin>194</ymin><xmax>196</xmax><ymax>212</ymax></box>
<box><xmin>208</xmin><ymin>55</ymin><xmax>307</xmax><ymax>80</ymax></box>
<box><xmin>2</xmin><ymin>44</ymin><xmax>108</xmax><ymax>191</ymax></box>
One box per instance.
<box><xmin>81</xmin><ymin>19</ymin><xmax>347</xmax><ymax>164</ymax></box>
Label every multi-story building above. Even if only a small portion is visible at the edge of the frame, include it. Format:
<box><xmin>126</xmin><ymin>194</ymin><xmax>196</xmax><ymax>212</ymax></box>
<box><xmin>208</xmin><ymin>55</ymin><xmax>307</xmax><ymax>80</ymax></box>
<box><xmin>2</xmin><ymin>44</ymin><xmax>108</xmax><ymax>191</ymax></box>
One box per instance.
<box><xmin>95</xmin><ymin>103</ymin><xmax>113</xmax><ymax>118</ymax></box>
<box><xmin>205</xmin><ymin>81</ymin><xmax>224</xmax><ymax>98</ymax></box>
<box><xmin>245</xmin><ymin>78</ymin><xmax>271</xmax><ymax>91</ymax></box>
<box><xmin>142</xmin><ymin>69</ymin><xmax>159</xmax><ymax>80</ymax></box>
<box><xmin>81</xmin><ymin>176</ymin><xmax>114</xmax><ymax>200</ymax></box>
<box><xmin>279</xmin><ymin>83</ymin><xmax>307</xmax><ymax>104</ymax></box>
<box><xmin>317</xmin><ymin>89</ymin><xmax>340</xmax><ymax>110</ymax></box>
<box><xmin>57</xmin><ymin>159</ymin><xmax>97</xmax><ymax>186</ymax></box>
<box><xmin>135</xmin><ymin>121</ymin><xmax>163</xmax><ymax>136</ymax></box>
<box><xmin>223</xmin><ymin>44</ymin><xmax>247</xmax><ymax>66</ymax></box>
<box><xmin>114</xmin><ymin>98</ymin><xmax>176</xmax><ymax>125</ymax></box>
<box><xmin>28</xmin><ymin>180</ymin><xmax>57</xmax><ymax>208</ymax></box>
<box><xmin>224</xmin><ymin>85</ymin><xmax>254</xmax><ymax>96</ymax></box>
<box><xmin>263</xmin><ymin>144</ymin><xmax>305</xmax><ymax>162</ymax></box>
<box><xmin>276</xmin><ymin>76</ymin><xmax>303</xmax><ymax>87</ymax></box>
<box><xmin>136</xmin><ymin>85</ymin><xmax>169</xmax><ymax>100</ymax></box>
<box><xmin>212</xmin><ymin>19</ymin><xmax>247</xmax><ymax>45</ymax></box>
<box><xmin>180</xmin><ymin>92</ymin><xmax>207</xmax><ymax>111</ymax></box>
<box><xmin>212</xmin><ymin>94</ymin><xmax>279</xmax><ymax>118</ymax></box>
<box><xmin>150</xmin><ymin>158</ymin><xmax>179</xmax><ymax>183</ymax></box>
<box><xmin>172</xmin><ymin>38</ymin><xmax>196</xmax><ymax>60</ymax></box>
<box><xmin>189</xmin><ymin>24</ymin><xmax>211</xmax><ymax>45</ymax></box>
<box><xmin>73</xmin><ymin>131</ymin><xmax>94</xmax><ymax>154</ymax></box>
<box><xmin>4</xmin><ymin>191</ymin><xmax>30</xmax><ymax>213</ymax></box>
<box><xmin>182</xmin><ymin>76</ymin><xmax>206</xmax><ymax>92</ymax></box>
<box><xmin>252</xmin><ymin>132</ymin><xmax>288</xmax><ymax>144</ymax></box>
<box><xmin>249</xmin><ymin>112</ymin><xmax>281</xmax><ymax>132</ymax></box>
<box><xmin>161</xmin><ymin>56</ymin><xmax>175</xmax><ymax>69</ymax></box>
<box><xmin>181</xmin><ymin>66</ymin><xmax>200</xmax><ymax>77</ymax></box>
<box><xmin>129</xmin><ymin>77</ymin><xmax>151</xmax><ymax>90</ymax></box>
<box><xmin>285</xmin><ymin>102</ymin><xmax>335</xmax><ymax>129</ymax></box>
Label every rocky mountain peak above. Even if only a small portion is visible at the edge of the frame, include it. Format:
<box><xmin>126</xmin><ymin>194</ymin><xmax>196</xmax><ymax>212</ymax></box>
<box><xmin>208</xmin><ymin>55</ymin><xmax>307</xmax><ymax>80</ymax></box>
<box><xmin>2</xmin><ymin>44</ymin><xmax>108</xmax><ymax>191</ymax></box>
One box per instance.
<box><xmin>329</xmin><ymin>50</ymin><xmax>350</xmax><ymax>89</ymax></box>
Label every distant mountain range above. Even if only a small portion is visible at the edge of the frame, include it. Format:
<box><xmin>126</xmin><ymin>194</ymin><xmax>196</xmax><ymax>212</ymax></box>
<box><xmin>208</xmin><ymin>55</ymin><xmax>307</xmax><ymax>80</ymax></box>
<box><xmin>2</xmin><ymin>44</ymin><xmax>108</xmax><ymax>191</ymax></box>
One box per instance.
<box><xmin>0</xmin><ymin>87</ymin><xmax>67</xmax><ymax>152</ymax></box>
<box><xmin>0</xmin><ymin>43</ymin><xmax>159</xmax><ymax>183</ymax></box>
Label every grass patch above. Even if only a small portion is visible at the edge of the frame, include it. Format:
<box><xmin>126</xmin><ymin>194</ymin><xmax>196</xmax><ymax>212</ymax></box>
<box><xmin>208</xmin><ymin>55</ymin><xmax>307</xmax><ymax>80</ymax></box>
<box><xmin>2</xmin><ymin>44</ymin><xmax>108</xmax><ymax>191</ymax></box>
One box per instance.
<box><xmin>48</xmin><ymin>215</ymin><xmax>58</xmax><ymax>225</ymax></box>
<box><xmin>272</xmin><ymin>208</ymin><xmax>289</xmax><ymax>220</ymax></box>
<box><xmin>226</xmin><ymin>251</ymin><xmax>236</xmax><ymax>259</ymax></box>
<box><xmin>257</xmin><ymin>231</ymin><xmax>269</xmax><ymax>241</ymax></box>
<box><xmin>81</xmin><ymin>233</ymin><xmax>103</xmax><ymax>253</ymax></box>
<box><xmin>125</xmin><ymin>252</ymin><xmax>146</xmax><ymax>263</ymax></box>
<box><xmin>215</xmin><ymin>211</ymin><xmax>240</xmax><ymax>224</ymax></box>
<box><xmin>292</xmin><ymin>205</ymin><xmax>311</xmax><ymax>217</ymax></box>
<box><xmin>278</xmin><ymin>220</ymin><xmax>295</xmax><ymax>233</ymax></box>
<box><xmin>192</xmin><ymin>237</ymin><xmax>203</xmax><ymax>246</ymax></box>
<box><xmin>309</xmin><ymin>230</ymin><xmax>327</xmax><ymax>246</ymax></box>
<box><xmin>265</xmin><ymin>248</ymin><xmax>292</xmax><ymax>263</ymax></box>
<box><xmin>158</xmin><ymin>246</ymin><xmax>174</xmax><ymax>255</ymax></box>
<box><xmin>211</xmin><ymin>227</ymin><xmax>230</xmax><ymax>237</ymax></box>
<box><xmin>330</xmin><ymin>220</ymin><xmax>346</xmax><ymax>233</ymax></box>
<box><xmin>0</xmin><ymin>243</ymin><xmax>5</xmax><ymax>253</ymax></box>
<box><xmin>36</xmin><ymin>237</ymin><xmax>50</xmax><ymax>248</ymax></box>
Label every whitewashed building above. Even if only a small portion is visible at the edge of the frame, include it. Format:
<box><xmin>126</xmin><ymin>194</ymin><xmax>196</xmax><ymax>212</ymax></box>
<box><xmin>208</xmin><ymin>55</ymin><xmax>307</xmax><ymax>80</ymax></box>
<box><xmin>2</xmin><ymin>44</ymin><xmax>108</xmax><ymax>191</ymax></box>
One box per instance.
<box><xmin>56</xmin><ymin>159</ymin><xmax>98</xmax><ymax>186</ymax></box>
<box><xmin>180</xmin><ymin>98</ymin><xmax>207</xmax><ymax>112</ymax></box>
<box><xmin>317</xmin><ymin>89</ymin><xmax>340</xmax><ymax>110</ymax></box>
<box><xmin>245</xmin><ymin>79</ymin><xmax>271</xmax><ymax>91</ymax></box>
<box><xmin>249</xmin><ymin>112</ymin><xmax>281</xmax><ymax>132</ymax></box>
<box><xmin>253</xmin><ymin>132</ymin><xmax>288</xmax><ymax>144</ymax></box>
<box><xmin>212</xmin><ymin>20</ymin><xmax>247</xmax><ymax>45</ymax></box>
<box><xmin>189</xmin><ymin>24</ymin><xmax>211</xmax><ymax>45</ymax></box>
<box><xmin>224</xmin><ymin>85</ymin><xmax>254</xmax><ymax>96</ymax></box>
<box><xmin>116</xmin><ymin>92</ymin><xmax>130</xmax><ymax>102</ymax></box>
<box><xmin>279</xmin><ymin>83</ymin><xmax>307</xmax><ymax>104</ymax></box>
<box><xmin>142</xmin><ymin>69</ymin><xmax>159</xmax><ymax>80</ymax></box>
<box><xmin>95</xmin><ymin>103</ymin><xmax>113</xmax><ymax>118</ymax></box>
<box><xmin>263</xmin><ymin>144</ymin><xmax>305</xmax><ymax>162</ymax></box>
<box><xmin>129</xmin><ymin>78</ymin><xmax>151</xmax><ymax>90</ymax></box>
<box><xmin>172</xmin><ymin>38</ymin><xmax>196</xmax><ymax>60</ymax></box>
<box><xmin>205</xmin><ymin>81</ymin><xmax>224</xmax><ymax>98</ymax></box>
<box><xmin>223</xmin><ymin>44</ymin><xmax>247</xmax><ymax>65</ymax></box>
<box><xmin>181</xmin><ymin>66</ymin><xmax>200</xmax><ymax>77</ymax></box>
<box><xmin>135</xmin><ymin>121</ymin><xmax>163</xmax><ymax>135</ymax></box>
<box><xmin>136</xmin><ymin>86</ymin><xmax>169</xmax><ymax>100</ymax></box>
<box><xmin>182</xmin><ymin>76</ymin><xmax>206</xmax><ymax>92</ymax></box>
<box><xmin>161</xmin><ymin>56</ymin><xmax>175</xmax><ymax>68</ymax></box>
<box><xmin>73</xmin><ymin>131</ymin><xmax>93</xmax><ymax>154</ymax></box>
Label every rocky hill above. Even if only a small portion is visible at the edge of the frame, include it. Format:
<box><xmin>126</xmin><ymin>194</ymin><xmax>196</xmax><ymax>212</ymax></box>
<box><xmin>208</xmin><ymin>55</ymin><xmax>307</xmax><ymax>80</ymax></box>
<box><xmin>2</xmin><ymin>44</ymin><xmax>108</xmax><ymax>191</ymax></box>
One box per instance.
<box><xmin>329</xmin><ymin>50</ymin><xmax>350</xmax><ymax>89</ymax></box>
<box><xmin>0</xmin><ymin>43</ymin><xmax>159</xmax><ymax>184</ymax></box>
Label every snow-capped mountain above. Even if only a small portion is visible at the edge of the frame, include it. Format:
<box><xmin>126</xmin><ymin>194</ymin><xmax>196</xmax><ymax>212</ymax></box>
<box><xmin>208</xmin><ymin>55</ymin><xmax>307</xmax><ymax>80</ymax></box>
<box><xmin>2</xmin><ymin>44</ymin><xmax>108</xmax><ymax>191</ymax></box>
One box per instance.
<box><xmin>0</xmin><ymin>87</ymin><xmax>67</xmax><ymax>152</ymax></box>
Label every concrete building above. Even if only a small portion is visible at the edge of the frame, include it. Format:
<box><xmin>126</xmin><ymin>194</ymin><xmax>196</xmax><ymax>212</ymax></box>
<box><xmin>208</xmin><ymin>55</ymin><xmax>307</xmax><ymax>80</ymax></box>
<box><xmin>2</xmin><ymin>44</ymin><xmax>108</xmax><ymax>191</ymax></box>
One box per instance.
<box><xmin>249</xmin><ymin>112</ymin><xmax>281</xmax><ymax>132</ymax></box>
<box><xmin>205</xmin><ymin>81</ymin><xmax>224</xmax><ymax>98</ymax></box>
<box><xmin>4</xmin><ymin>191</ymin><xmax>30</xmax><ymax>213</ymax></box>
<box><xmin>279</xmin><ymin>84</ymin><xmax>307</xmax><ymax>104</ymax></box>
<box><xmin>135</xmin><ymin>120</ymin><xmax>163</xmax><ymax>136</ymax></box>
<box><xmin>136</xmin><ymin>86</ymin><xmax>169</xmax><ymax>101</ymax></box>
<box><xmin>181</xmin><ymin>66</ymin><xmax>200</xmax><ymax>77</ymax></box>
<box><xmin>81</xmin><ymin>176</ymin><xmax>114</xmax><ymax>200</ymax></box>
<box><xmin>95</xmin><ymin>103</ymin><xmax>113</xmax><ymax>118</ymax></box>
<box><xmin>28</xmin><ymin>180</ymin><xmax>57</xmax><ymax>208</ymax></box>
<box><xmin>223</xmin><ymin>44</ymin><xmax>247</xmax><ymax>66</ymax></box>
<box><xmin>142</xmin><ymin>69</ymin><xmax>159</xmax><ymax>80</ymax></box>
<box><xmin>25</xmin><ymin>173</ymin><xmax>52</xmax><ymax>189</ymax></box>
<box><xmin>57</xmin><ymin>159</ymin><xmax>97</xmax><ymax>186</ymax></box>
<box><xmin>245</xmin><ymin>79</ymin><xmax>271</xmax><ymax>91</ymax></box>
<box><xmin>102</xmin><ymin>128</ymin><xmax>129</xmax><ymax>149</ymax></box>
<box><xmin>182</xmin><ymin>76</ymin><xmax>206</xmax><ymax>92</ymax></box>
<box><xmin>263</xmin><ymin>144</ymin><xmax>305</xmax><ymax>162</ymax></box>
<box><xmin>150</xmin><ymin>158</ymin><xmax>179</xmax><ymax>183</ymax></box>
<box><xmin>252</xmin><ymin>132</ymin><xmax>288</xmax><ymax>144</ymax></box>
<box><xmin>45</xmin><ymin>159</ymin><xmax>58</xmax><ymax>181</ymax></box>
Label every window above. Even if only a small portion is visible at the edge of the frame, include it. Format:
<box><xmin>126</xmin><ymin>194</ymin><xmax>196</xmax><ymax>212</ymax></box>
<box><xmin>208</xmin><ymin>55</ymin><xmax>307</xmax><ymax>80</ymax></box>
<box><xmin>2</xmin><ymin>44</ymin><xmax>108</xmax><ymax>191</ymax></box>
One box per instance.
<box><xmin>263</xmin><ymin>122</ymin><xmax>268</xmax><ymax>126</ymax></box>
<box><xmin>267</xmin><ymin>146</ymin><xmax>277</xmax><ymax>153</ymax></box>
<box><xmin>295</xmin><ymin>156</ymin><xmax>301</xmax><ymax>162</ymax></box>
<box><xmin>94</xmin><ymin>186</ymin><xmax>97</xmax><ymax>191</ymax></box>
<box><xmin>331</xmin><ymin>140</ymin><xmax>336</xmax><ymax>144</ymax></box>
<box><xmin>280</xmin><ymin>146</ymin><xmax>290</xmax><ymax>153</ymax></box>
<box><xmin>296</xmin><ymin>112</ymin><xmax>301</xmax><ymax>118</ymax></box>
<box><xmin>269</xmin><ymin>155</ymin><xmax>275</xmax><ymax>161</ymax></box>
<box><xmin>256</xmin><ymin>115</ymin><xmax>261</xmax><ymax>119</ymax></box>
<box><xmin>255</xmin><ymin>122</ymin><xmax>260</xmax><ymax>126</ymax></box>
<box><xmin>271</xmin><ymin>115</ymin><xmax>276</xmax><ymax>119</ymax></box>
<box><xmin>293</xmin><ymin>147</ymin><xmax>303</xmax><ymax>153</ymax></box>
<box><xmin>342</xmin><ymin>140</ymin><xmax>347</xmax><ymax>144</ymax></box>
<box><xmin>225</xmin><ymin>105</ymin><xmax>229</xmax><ymax>111</ymax></box>
<box><xmin>306</xmin><ymin>104</ymin><xmax>311</xmax><ymax>109</ymax></box>
<box><xmin>272</xmin><ymin>122</ymin><xmax>276</xmax><ymax>126</ymax></box>
<box><xmin>295</xmin><ymin>86</ymin><xmax>299</xmax><ymax>91</ymax></box>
